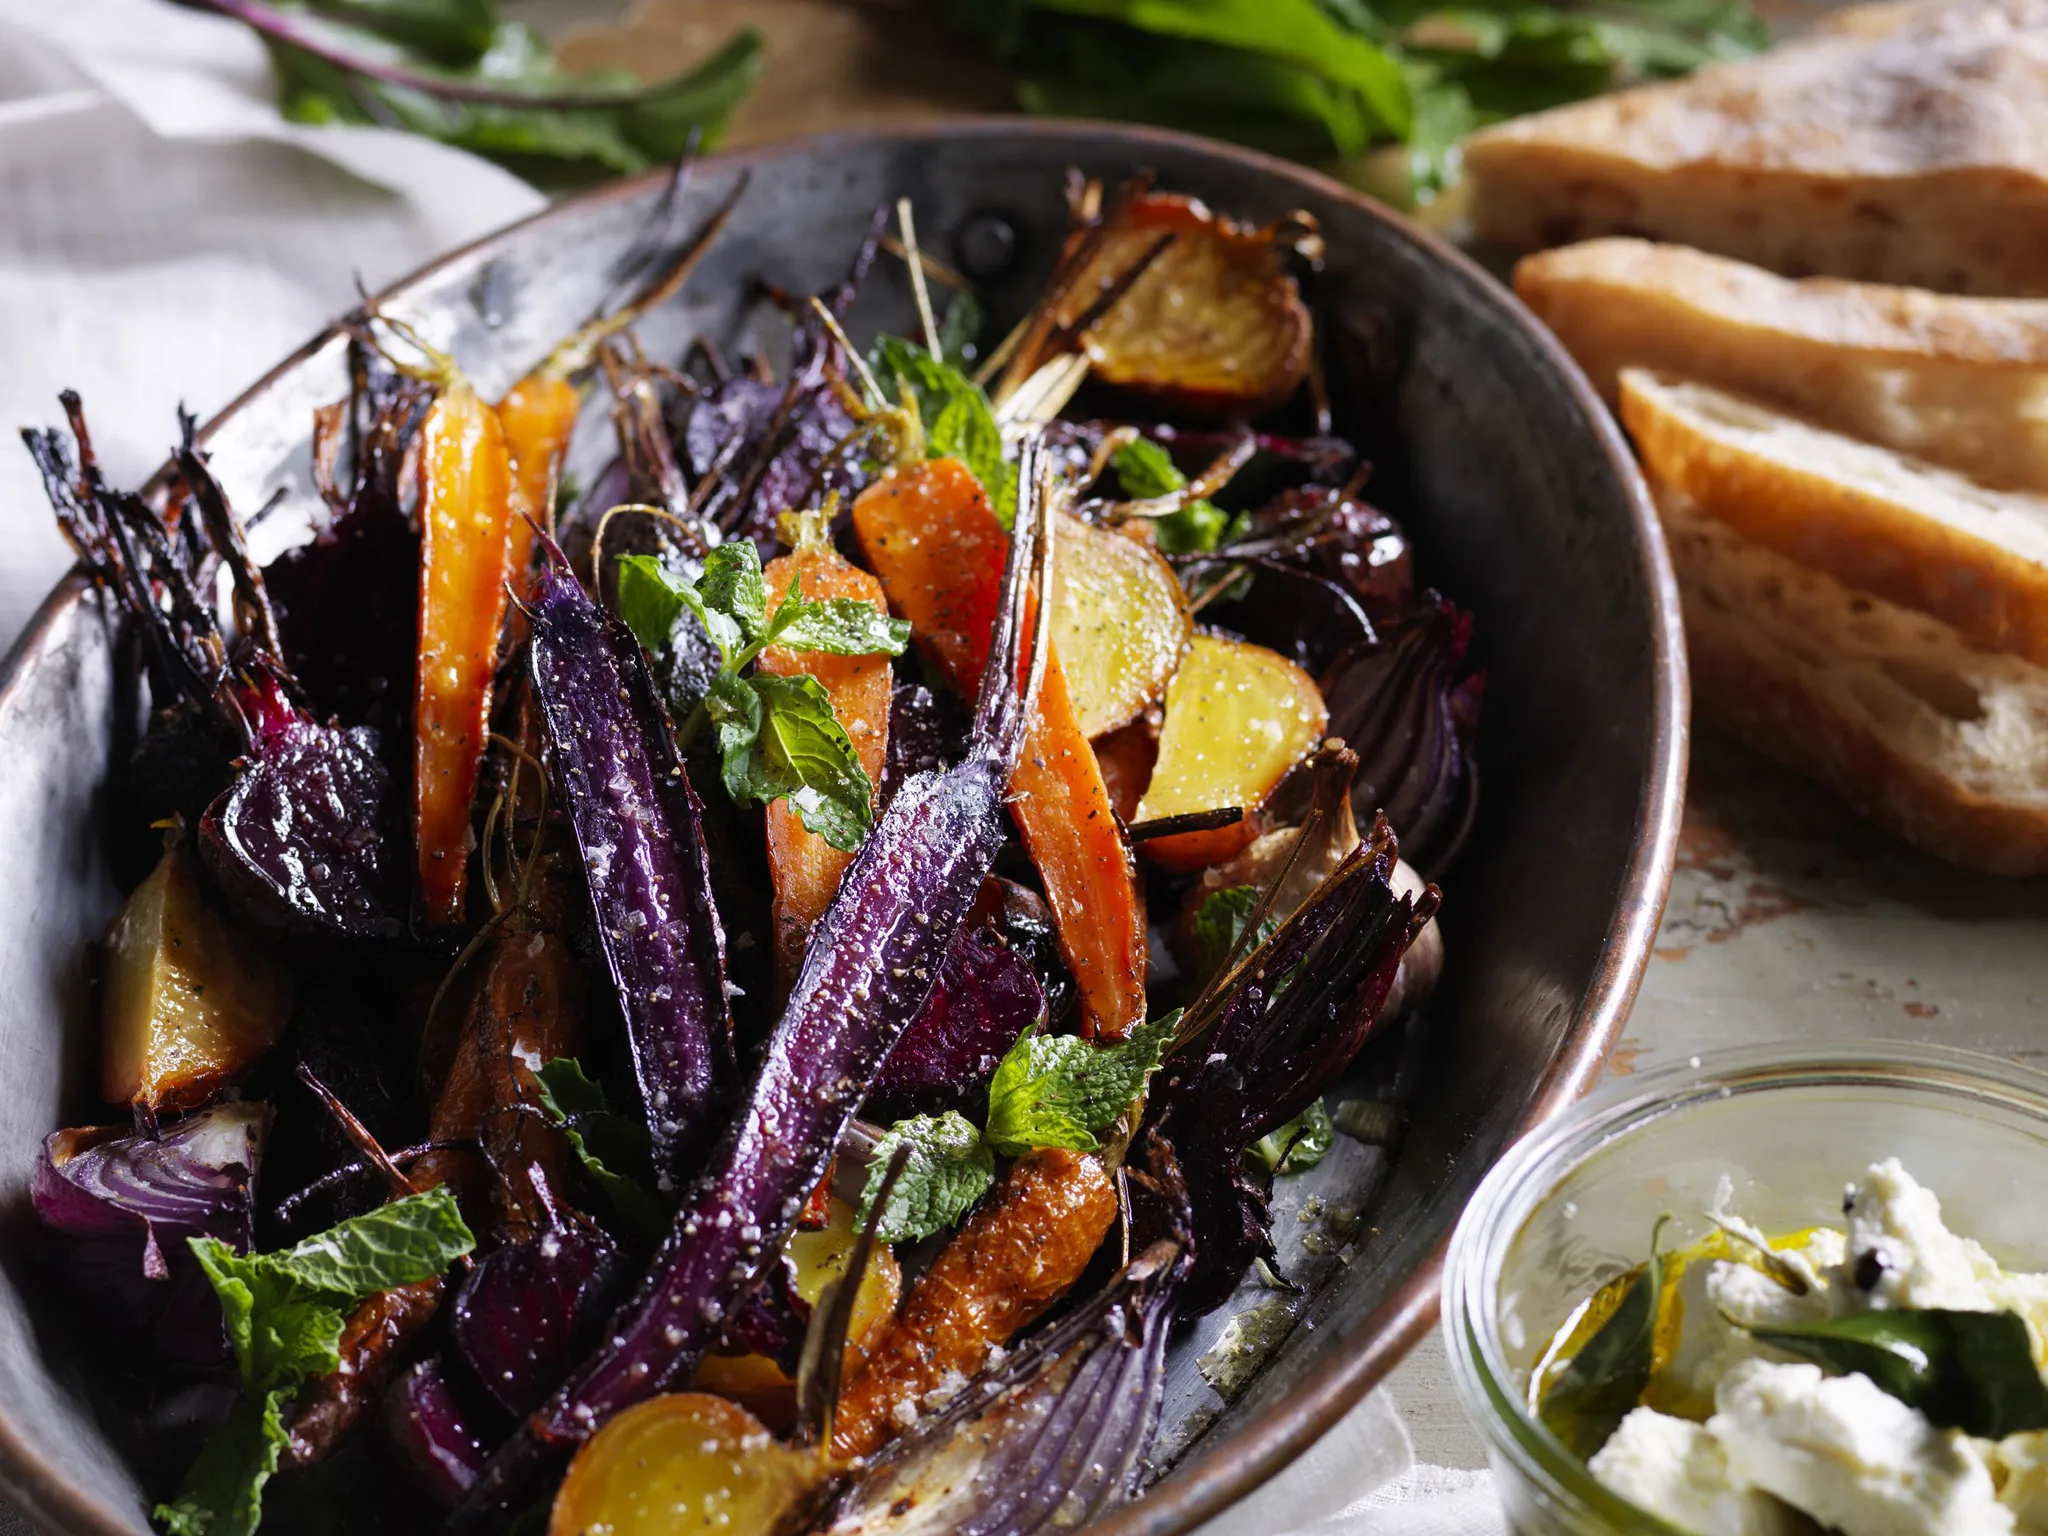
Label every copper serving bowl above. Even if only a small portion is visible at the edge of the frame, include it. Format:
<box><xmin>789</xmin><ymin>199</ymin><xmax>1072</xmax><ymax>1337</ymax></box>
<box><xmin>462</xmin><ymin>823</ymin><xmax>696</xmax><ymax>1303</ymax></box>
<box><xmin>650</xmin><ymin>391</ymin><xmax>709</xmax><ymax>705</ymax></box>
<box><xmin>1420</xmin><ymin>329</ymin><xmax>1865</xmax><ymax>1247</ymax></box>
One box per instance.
<box><xmin>0</xmin><ymin>122</ymin><xmax>1685</xmax><ymax>1535</ymax></box>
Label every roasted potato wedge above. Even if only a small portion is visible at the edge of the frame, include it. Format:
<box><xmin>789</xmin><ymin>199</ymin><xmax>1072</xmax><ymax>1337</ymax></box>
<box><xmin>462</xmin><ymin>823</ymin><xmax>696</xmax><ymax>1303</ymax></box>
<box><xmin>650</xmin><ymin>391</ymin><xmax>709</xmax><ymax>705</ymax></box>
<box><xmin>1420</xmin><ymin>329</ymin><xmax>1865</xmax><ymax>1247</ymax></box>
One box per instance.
<box><xmin>1054</xmin><ymin>192</ymin><xmax>1316</xmax><ymax>418</ymax></box>
<box><xmin>102</xmin><ymin>846</ymin><xmax>295</xmax><ymax>1113</ymax></box>
<box><xmin>1134</xmin><ymin>635</ymin><xmax>1328</xmax><ymax>870</ymax></box>
<box><xmin>1051</xmin><ymin>515</ymin><xmax>1192</xmax><ymax>739</ymax></box>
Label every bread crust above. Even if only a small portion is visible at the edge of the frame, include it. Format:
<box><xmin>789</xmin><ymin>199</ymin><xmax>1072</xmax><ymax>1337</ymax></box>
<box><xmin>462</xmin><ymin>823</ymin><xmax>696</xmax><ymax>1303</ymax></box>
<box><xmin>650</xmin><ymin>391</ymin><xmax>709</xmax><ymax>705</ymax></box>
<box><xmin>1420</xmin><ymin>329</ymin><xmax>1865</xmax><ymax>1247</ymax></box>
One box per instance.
<box><xmin>1621</xmin><ymin>369</ymin><xmax>2048</xmax><ymax>669</ymax></box>
<box><xmin>1516</xmin><ymin>240</ymin><xmax>2048</xmax><ymax>492</ymax></box>
<box><xmin>1465</xmin><ymin>0</ymin><xmax>2048</xmax><ymax>295</ymax></box>
<box><xmin>1664</xmin><ymin>495</ymin><xmax>2048</xmax><ymax>875</ymax></box>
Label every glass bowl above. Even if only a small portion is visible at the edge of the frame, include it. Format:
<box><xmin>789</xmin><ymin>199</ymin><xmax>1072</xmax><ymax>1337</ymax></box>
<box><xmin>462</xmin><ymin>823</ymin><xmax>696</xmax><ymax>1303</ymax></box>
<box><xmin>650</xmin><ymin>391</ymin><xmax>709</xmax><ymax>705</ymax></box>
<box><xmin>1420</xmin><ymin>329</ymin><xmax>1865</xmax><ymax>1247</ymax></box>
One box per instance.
<box><xmin>1441</xmin><ymin>1041</ymin><xmax>2048</xmax><ymax>1536</ymax></box>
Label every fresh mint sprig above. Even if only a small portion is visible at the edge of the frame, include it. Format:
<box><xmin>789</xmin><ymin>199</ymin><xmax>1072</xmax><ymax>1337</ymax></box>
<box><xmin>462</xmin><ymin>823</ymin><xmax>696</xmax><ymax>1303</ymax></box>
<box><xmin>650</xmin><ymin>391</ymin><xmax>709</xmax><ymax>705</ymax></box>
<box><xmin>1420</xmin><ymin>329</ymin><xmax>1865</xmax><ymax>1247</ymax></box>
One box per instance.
<box><xmin>157</xmin><ymin>1189</ymin><xmax>475</xmax><ymax>1536</ymax></box>
<box><xmin>857</xmin><ymin>1011</ymin><xmax>1181</xmax><ymax>1243</ymax></box>
<box><xmin>615</xmin><ymin>541</ymin><xmax>909</xmax><ymax>852</ymax></box>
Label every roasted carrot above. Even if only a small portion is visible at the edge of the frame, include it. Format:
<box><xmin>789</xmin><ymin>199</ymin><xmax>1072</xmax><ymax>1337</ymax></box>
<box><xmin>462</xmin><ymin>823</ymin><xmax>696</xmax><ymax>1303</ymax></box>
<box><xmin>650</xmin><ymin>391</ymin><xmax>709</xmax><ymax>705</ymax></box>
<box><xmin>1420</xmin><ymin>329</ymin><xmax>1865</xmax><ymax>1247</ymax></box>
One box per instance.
<box><xmin>830</xmin><ymin>1147</ymin><xmax>1117</xmax><ymax>1461</ymax></box>
<box><xmin>284</xmin><ymin>1277</ymin><xmax>446</xmax><ymax>1467</ymax></box>
<box><xmin>497</xmin><ymin>372</ymin><xmax>578</xmax><ymax>598</ymax></box>
<box><xmin>759</xmin><ymin>519</ymin><xmax>892</xmax><ymax>993</ymax></box>
<box><xmin>413</xmin><ymin>379</ymin><xmax>515</xmax><ymax>930</ymax></box>
<box><xmin>853</xmin><ymin>459</ymin><xmax>1147</xmax><ymax>1038</ymax></box>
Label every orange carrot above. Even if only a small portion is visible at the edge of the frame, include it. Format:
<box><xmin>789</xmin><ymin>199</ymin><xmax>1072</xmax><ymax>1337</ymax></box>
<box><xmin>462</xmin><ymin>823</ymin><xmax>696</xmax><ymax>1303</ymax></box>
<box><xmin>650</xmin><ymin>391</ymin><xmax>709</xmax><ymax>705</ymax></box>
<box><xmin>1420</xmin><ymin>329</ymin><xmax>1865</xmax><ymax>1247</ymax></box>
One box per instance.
<box><xmin>758</xmin><ymin>529</ymin><xmax>892</xmax><ymax>993</ymax></box>
<box><xmin>852</xmin><ymin>459</ymin><xmax>1147</xmax><ymax>1039</ymax></box>
<box><xmin>496</xmin><ymin>372</ymin><xmax>579</xmax><ymax>598</ymax></box>
<box><xmin>415</xmin><ymin>383</ymin><xmax>514</xmax><ymax>929</ymax></box>
<box><xmin>830</xmin><ymin>1148</ymin><xmax>1116</xmax><ymax>1461</ymax></box>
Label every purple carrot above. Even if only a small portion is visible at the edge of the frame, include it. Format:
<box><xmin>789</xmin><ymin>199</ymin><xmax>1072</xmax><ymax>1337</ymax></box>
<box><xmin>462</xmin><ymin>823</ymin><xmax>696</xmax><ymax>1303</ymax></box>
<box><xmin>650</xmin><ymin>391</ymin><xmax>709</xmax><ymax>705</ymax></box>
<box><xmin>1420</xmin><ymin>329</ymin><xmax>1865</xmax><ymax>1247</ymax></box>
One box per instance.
<box><xmin>454</xmin><ymin>437</ymin><xmax>1055</xmax><ymax>1526</ymax></box>
<box><xmin>527</xmin><ymin>549</ymin><xmax>736</xmax><ymax>1187</ymax></box>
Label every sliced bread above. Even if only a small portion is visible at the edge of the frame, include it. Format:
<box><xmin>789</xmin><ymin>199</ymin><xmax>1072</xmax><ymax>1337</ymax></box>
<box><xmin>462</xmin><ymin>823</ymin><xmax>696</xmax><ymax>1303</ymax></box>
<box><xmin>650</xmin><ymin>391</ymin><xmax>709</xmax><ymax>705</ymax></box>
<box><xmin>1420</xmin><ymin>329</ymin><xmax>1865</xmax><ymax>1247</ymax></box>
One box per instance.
<box><xmin>1516</xmin><ymin>241</ymin><xmax>2048</xmax><ymax>493</ymax></box>
<box><xmin>1463</xmin><ymin>0</ymin><xmax>2048</xmax><ymax>295</ymax></box>
<box><xmin>1619</xmin><ymin>369</ymin><xmax>2048</xmax><ymax>670</ymax></box>
<box><xmin>1661</xmin><ymin>489</ymin><xmax>2048</xmax><ymax>874</ymax></box>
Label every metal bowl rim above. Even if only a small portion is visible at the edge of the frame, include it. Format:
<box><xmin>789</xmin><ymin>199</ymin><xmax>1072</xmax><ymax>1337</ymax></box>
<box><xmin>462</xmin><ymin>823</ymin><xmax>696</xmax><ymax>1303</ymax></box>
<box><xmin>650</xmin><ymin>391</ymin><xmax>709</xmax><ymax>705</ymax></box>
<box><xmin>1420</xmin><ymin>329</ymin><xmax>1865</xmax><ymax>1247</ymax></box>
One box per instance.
<box><xmin>0</xmin><ymin>117</ymin><xmax>1688</xmax><ymax>1536</ymax></box>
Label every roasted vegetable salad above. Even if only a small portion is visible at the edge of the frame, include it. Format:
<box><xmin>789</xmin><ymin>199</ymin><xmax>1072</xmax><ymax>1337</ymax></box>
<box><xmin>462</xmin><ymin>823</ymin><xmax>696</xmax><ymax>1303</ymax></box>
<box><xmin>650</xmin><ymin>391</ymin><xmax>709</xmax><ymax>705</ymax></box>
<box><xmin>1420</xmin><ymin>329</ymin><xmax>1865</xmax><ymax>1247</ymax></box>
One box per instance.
<box><xmin>25</xmin><ymin>173</ymin><xmax>1478</xmax><ymax>1536</ymax></box>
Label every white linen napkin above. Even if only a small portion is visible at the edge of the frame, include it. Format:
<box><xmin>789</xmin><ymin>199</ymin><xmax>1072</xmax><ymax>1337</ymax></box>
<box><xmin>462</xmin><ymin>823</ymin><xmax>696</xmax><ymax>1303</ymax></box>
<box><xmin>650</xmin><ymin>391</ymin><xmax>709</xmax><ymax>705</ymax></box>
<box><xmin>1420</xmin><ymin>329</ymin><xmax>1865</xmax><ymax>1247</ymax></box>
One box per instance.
<box><xmin>0</xmin><ymin>0</ymin><xmax>543</xmax><ymax>649</ymax></box>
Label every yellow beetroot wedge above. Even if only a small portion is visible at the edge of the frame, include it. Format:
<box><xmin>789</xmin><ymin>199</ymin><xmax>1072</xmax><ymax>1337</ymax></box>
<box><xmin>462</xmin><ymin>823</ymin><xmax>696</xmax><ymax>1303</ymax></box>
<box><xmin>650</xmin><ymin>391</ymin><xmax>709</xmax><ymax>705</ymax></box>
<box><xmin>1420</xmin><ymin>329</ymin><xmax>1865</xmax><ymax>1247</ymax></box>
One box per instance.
<box><xmin>853</xmin><ymin>457</ymin><xmax>1147</xmax><ymax>1040</ymax></box>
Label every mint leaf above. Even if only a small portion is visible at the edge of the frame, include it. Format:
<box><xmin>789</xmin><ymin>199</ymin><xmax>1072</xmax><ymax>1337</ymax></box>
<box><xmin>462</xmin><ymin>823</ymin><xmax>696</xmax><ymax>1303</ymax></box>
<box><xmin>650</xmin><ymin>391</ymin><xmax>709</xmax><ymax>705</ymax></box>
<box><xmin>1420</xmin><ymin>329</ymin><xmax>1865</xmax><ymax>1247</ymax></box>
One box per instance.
<box><xmin>615</xmin><ymin>553</ymin><xmax>688</xmax><ymax>654</ymax></box>
<box><xmin>535</xmin><ymin>1057</ymin><xmax>668</xmax><ymax>1242</ymax></box>
<box><xmin>769</xmin><ymin>599</ymin><xmax>911</xmax><ymax>658</ymax></box>
<box><xmin>155</xmin><ymin>1388</ymin><xmax>291</xmax><ymax>1536</ymax></box>
<box><xmin>858</xmin><ymin>1112</ymin><xmax>996</xmax><ymax>1243</ymax></box>
<box><xmin>869</xmin><ymin>334</ymin><xmax>1017</xmax><ymax>525</ymax></box>
<box><xmin>937</xmin><ymin>290</ymin><xmax>984</xmax><ymax>370</ymax></box>
<box><xmin>1191</xmin><ymin>885</ymin><xmax>1278</xmax><ymax>987</ymax></box>
<box><xmin>699</xmin><ymin>541</ymin><xmax>767</xmax><ymax>646</ymax></box>
<box><xmin>706</xmin><ymin>668</ymin><xmax>767</xmax><ymax>795</ymax></box>
<box><xmin>983</xmin><ymin>1013</ymin><xmax>1177</xmax><ymax>1159</ymax></box>
<box><xmin>171</xmin><ymin>1190</ymin><xmax>475</xmax><ymax>1536</ymax></box>
<box><xmin>269</xmin><ymin>1188</ymin><xmax>476</xmax><ymax>1297</ymax></box>
<box><xmin>1247</xmin><ymin>1097</ymin><xmax>1334</xmax><ymax>1175</ymax></box>
<box><xmin>748</xmin><ymin>673</ymin><xmax>877</xmax><ymax>852</ymax></box>
<box><xmin>1112</xmin><ymin>437</ymin><xmax>1231</xmax><ymax>555</ymax></box>
<box><xmin>189</xmin><ymin>1240</ymin><xmax>336</xmax><ymax>1394</ymax></box>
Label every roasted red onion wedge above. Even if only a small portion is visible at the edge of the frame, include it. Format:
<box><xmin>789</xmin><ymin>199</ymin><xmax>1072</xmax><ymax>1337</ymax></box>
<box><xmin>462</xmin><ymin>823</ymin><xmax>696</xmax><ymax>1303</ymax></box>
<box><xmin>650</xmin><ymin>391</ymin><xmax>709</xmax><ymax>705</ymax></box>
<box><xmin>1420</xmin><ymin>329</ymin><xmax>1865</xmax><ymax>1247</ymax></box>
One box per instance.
<box><xmin>452</xmin><ymin>439</ymin><xmax>1056</xmax><ymax>1527</ymax></box>
<box><xmin>1320</xmin><ymin>594</ymin><xmax>1483</xmax><ymax>879</ymax></box>
<box><xmin>33</xmin><ymin>1102</ymin><xmax>267</xmax><ymax>1367</ymax></box>
<box><xmin>384</xmin><ymin>1360</ymin><xmax>487</xmax><ymax>1506</ymax></box>
<box><xmin>1154</xmin><ymin>817</ymin><xmax>1438</xmax><ymax>1317</ymax></box>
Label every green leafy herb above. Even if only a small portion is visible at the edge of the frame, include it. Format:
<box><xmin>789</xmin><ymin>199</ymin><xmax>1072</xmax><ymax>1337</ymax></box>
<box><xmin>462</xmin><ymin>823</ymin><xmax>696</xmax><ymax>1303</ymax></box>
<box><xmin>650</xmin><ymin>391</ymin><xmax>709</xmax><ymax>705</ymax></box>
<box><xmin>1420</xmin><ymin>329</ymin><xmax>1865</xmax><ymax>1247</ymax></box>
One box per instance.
<box><xmin>1190</xmin><ymin>885</ymin><xmax>1280</xmax><ymax>988</ymax></box>
<box><xmin>158</xmin><ymin>1190</ymin><xmax>476</xmax><ymax>1536</ymax></box>
<box><xmin>937</xmin><ymin>291</ymin><xmax>985</xmax><ymax>371</ymax></box>
<box><xmin>194</xmin><ymin>0</ymin><xmax>763</xmax><ymax>188</ymax></box>
<box><xmin>857</xmin><ymin>1112</ymin><xmax>998</xmax><ymax>1243</ymax></box>
<box><xmin>1112</xmin><ymin>437</ymin><xmax>1237</xmax><ymax>556</ymax></box>
<box><xmin>1247</xmin><ymin>1098</ymin><xmax>1335</xmax><ymax>1175</ymax></box>
<box><xmin>1538</xmin><ymin>1215</ymin><xmax>1669</xmax><ymax>1460</ymax></box>
<box><xmin>615</xmin><ymin>548</ymin><xmax>693</xmax><ymax>656</ymax></box>
<box><xmin>942</xmin><ymin>0</ymin><xmax>1765</xmax><ymax>201</ymax></box>
<box><xmin>868</xmin><ymin>335</ymin><xmax>1018</xmax><ymax>525</ymax></box>
<box><xmin>1738</xmin><ymin>1308</ymin><xmax>2048</xmax><ymax>1440</ymax></box>
<box><xmin>535</xmin><ymin>1057</ymin><xmax>667</xmax><ymax>1242</ymax></box>
<box><xmin>616</xmin><ymin>545</ymin><xmax>909</xmax><ymax>851</ymax></box>
<box><xmin>1031</xmin><ymin>0</ymin><xmax>1412</xmax><ymax>138</ymax></box>
<box><xmin>983</xmin><ymin>1012</ymin><xmax>1178</xmax><ymax>1158</ymax></box>
<box><xmin>155</xmin><ymin>1391</ymin><xmax>289</xmax><ymax>1536</ymax></box>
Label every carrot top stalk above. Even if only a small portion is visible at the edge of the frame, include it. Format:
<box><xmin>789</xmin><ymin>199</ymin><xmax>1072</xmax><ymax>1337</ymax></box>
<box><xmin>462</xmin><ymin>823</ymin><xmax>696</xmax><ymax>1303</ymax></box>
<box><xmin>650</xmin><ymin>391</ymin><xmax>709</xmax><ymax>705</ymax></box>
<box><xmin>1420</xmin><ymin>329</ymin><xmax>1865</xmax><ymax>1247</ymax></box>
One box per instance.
<box><xmin>496</xmin><ymin>372</ymin><xmax>579</xmax><ymax>600</ymax></box>
<box><xmin>415</xmin><ymin>381</ymin><xmax>515</xmax><ymax>930</ymax></box>
<box><xmin>853</xmin><ymin>458</ymin><xmax>1148</xmax><ymax>1039</ymax></box>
